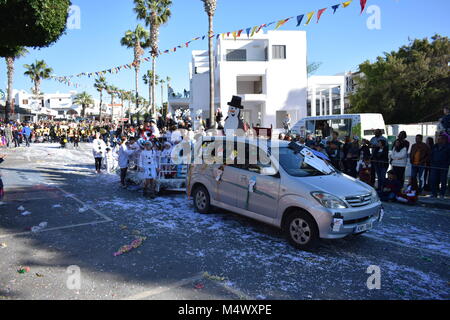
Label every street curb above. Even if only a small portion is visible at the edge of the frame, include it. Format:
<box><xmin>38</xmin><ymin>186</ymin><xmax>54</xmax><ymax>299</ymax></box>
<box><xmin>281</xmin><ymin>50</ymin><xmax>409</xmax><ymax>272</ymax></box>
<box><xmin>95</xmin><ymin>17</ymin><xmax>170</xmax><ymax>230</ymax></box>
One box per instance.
<box><xmin>417</xmin><ymin>200</ymin><xmax>450</xmax><ymax>211</ymax></box>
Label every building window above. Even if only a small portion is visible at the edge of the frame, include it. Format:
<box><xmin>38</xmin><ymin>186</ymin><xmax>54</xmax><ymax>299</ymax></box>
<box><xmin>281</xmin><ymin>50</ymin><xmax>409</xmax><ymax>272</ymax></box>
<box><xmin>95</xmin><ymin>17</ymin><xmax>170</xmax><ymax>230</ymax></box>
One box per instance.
<box><xmin>237</xmin><ymin>76</ymin><xmax>263</xmax><ymax>95</ymax></box>
<box><xmin>272</xmin><ymin>45</ymin><xmax>286</xmax><ymax>59</ymax></box>
<box><xmin>226</xmin><ymin>49</ymin><xmax>247</xmax><ymax>61</ymax></box>
<box><xmin>22</xmin><ymin>99</ymin><xmax>29</xmax><ymax>105</ymax></box>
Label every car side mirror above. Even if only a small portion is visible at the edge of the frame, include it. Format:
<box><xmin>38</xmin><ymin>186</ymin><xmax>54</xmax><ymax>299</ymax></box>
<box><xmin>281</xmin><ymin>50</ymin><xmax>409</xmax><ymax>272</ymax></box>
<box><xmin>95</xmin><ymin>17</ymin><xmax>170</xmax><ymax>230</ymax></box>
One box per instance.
<box><xmin>260</xmin><ymin>166</ymin><xmax>278</xmax><ymax>176</ymax></box>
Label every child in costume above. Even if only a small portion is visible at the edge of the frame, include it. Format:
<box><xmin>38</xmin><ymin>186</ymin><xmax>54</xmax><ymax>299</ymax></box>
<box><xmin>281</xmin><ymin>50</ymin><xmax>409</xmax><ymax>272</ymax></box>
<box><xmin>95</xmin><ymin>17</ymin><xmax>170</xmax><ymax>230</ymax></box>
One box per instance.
<box><xmin>396</xmin><ymin>177</ymin><xmax>419</xmax><ymax>205</ymax></box>
<box><xmin>139</xmin><ymin>141</ymin><xmax>159</xmax><ymax>198</ymax></box>
<box><xmin>357</xmin><ymin>157</ymin><xmax>372</xmax><ymax>186</ymax></box>
<box><xmin>105</xmin><ymin>147</ymin><xmax>116</xmax><ymax>174</ymax></box>
<box><xmin>160</xmin><ymin>142</ymin><xmax>174</xmax><ymax>178</ymax></box>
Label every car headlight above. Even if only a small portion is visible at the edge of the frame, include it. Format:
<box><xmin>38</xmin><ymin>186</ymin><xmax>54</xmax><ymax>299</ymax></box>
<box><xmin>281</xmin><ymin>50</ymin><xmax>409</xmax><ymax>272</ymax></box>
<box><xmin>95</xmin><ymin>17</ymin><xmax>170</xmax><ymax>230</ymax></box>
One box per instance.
<box><xmin>371</xmin><ymin>189</ymin><xmax>380</xmax><ymax>203</ymax></box>
<box><xmin>311</xmin><ymin>192</ymin><xmax>348</xmax><ymax>209</ymax></box>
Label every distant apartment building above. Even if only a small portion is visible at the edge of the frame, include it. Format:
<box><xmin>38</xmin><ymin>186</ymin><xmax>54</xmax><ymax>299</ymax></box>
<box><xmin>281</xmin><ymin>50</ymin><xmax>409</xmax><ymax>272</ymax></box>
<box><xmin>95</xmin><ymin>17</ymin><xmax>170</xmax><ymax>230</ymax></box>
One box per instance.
<box><xmin>189</xmin><ymin>30</ymin><xmax>308</xmax><ymax>130</ymax></box>
<box><xmin>1</xmin><ymin>89</ymin><xmax>126</xmax><ymax>122</ymax></box>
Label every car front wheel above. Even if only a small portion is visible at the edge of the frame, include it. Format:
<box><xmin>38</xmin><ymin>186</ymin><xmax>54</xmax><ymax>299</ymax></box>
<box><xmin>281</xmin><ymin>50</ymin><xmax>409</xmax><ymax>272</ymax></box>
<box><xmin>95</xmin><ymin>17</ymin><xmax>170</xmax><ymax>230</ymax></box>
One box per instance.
<box><xmin>284</xmin><ymin>211</ymin><xmax>319</xmax><ymax>251</ymax></box>
<box><xmin>193</xmin><ymin>186</ymin><xmax>211</xmax><ymax>214</ymax></box>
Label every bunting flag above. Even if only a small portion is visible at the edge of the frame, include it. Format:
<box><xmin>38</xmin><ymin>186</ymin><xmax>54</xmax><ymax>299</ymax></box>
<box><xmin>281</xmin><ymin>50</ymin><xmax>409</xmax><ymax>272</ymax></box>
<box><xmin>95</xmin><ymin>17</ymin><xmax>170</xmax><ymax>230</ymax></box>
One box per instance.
<box><xmin>50</xmin><ymin>0</ymin><xmax>361</xmax><ymax>84</ymax></box>
<box><xmin>332</xmin><ymin>4</ymin><xmax>340</xmax><ymax>13</ymax></box>
<box><xmin>275</xmin><ymin>18</ymin><xmax>290</xmax><ymax>30</ymax></box>
<box><xmin>360</xmin><ymin>0</ymin><xmax>367</xmax><ymax>14</ymax></box>
<box><xmin>342</xmin><ymin>0</ymin><xmax>353</xmax><ymax>8</ymax></box>
<box><xmin>317</xmin><ymin>8</ymin><xmax>327</xmax><ymax>23</ymax></box>
<box><xmin>296</xmin><ymin>14</ymin><xmax>304</xmax><ymax>27</ymax></box>
<box><xmin>305</xmin><ymin>11</ymin><xmax>315</xmax><ymax>25</ymax></box>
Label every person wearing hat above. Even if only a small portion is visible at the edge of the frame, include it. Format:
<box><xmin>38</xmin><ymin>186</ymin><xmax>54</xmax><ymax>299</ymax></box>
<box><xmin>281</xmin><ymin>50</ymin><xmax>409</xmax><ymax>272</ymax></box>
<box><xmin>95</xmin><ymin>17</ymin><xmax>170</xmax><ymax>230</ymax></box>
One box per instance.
<box><xmin>139</xmin><ymin>140</ymin><xmax>159</xmax><ymax>198</ymax></box>
<box><xmin>224</xmin><ymin>96</ymin><xmax>245</xmax><ymax>135</ymax></box>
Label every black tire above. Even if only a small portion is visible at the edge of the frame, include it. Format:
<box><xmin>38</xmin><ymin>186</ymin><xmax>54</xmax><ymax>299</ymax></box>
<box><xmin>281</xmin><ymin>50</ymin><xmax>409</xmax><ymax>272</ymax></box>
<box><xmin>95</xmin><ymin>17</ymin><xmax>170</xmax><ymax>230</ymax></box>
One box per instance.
<box><xmin>352</xmin><ymin>231</ymin><xmax>368</xmax><ymax>237</ymax></box>
<box><xmin>283</xmin><ymin>210</ymin><xmax>319</xmax><ymax>251</ymax></box>
<box><xmin>193</xmin><ymin>185</ymin><xmax>211</xmax><ymax>214</ymax></box>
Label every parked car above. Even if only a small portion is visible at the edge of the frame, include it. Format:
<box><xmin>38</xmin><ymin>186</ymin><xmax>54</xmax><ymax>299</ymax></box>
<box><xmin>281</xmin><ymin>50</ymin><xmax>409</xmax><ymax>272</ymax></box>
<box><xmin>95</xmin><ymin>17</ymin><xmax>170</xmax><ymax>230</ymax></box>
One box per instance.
<box><xmin>187</xmin><ymin>137</ymin><xmax>383</xmax><ymax>250</ymax></box>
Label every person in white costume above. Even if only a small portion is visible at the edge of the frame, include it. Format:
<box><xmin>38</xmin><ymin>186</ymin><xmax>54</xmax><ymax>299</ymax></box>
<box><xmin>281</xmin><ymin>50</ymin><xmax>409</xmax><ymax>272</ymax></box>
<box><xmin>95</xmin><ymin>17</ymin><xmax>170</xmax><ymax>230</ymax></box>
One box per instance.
<box><xmin>92</xmin><ymin>132</ymin><xmax>107</xmax><ymax>174</ymax></box>
<box><xmin>223</xmin><ymin>96</ymin><xmax>245</xmax><ymax>136</ymax></box>
<box><xmin>139</xmin><ymin>141</ymin><xmax>159</xmax><ymax>198</ymax></box>
<box><xmin>118</xmin><ymin>136</ymin><xmax>136</xmax><ymax>188</ymax></box>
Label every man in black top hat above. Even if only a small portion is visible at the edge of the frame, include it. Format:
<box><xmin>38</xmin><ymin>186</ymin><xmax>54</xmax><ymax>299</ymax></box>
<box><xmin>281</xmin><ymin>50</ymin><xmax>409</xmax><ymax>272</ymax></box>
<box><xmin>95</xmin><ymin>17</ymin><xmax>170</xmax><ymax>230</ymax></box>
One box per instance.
<box><xmin>224</xmin><ymin>96</ymin><xmax>244</xmax><ymax>135</ymax></box>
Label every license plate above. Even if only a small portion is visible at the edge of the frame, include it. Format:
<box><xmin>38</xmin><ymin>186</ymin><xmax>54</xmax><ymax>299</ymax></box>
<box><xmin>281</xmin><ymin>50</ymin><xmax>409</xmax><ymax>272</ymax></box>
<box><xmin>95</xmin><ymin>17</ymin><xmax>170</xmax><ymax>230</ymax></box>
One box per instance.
<box><xmin>355</xmin><ymin>222</ymin><xmax>373</xmax><ymax>233</ymax></box>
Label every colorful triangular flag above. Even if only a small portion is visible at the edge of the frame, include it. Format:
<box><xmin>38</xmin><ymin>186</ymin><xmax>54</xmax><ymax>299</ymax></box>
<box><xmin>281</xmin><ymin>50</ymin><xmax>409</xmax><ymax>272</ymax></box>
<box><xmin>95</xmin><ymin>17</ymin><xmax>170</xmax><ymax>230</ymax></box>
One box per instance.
<box><xmin>246</xmin><ymin>28</ymin><xmax>251</xmax><ymax>37</ymax></box>
<box><xmin>342</xmin><ymin>0</ymin><xmax>352</xmax><ymax>8</ymax></box>
<box><xmin>332</xmin><ymin>4</ymin><xmax>340</xmax><ymax>13</ymax></box>
<box><xmin>317</xmin><ymin>8</ymin><xmax>327</xmax><ymax>23</ymax></box>
<box><xmin>296</xmin><ymin>14</ymin><xmax>304</xmax><ymax>27</ymax></box>
<box><xmin>360</xmin><ymin>0</ymin><xmax>367</xmax><ymax>14</ymax></box>
<box><xmin>275</xmin><ymin>18</ymin><xmax>290</xmax><ymax>30</ymax></box>
<box><xmin>305</xmin><ymin>11</ymin><xmax>315</xmax><ymax>25</ymax></box>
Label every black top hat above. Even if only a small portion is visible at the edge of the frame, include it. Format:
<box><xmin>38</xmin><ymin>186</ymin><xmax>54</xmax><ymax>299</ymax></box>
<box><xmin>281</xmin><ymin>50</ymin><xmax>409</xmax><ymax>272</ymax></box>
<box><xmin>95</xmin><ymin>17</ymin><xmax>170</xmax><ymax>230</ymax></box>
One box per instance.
<box><xmin>227</xmin><ymin>96</ymin><xmax>243</xmax><ymax>109</ymax></box>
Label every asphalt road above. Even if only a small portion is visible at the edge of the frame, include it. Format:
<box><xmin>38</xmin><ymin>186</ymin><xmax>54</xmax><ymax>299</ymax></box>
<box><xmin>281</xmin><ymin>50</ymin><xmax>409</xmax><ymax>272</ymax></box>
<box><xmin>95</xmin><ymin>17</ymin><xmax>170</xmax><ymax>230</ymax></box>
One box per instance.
<box><xmin>0</xmin><ymin>143</ymin><xmax>449</xmax><ymax>300</ymax></box>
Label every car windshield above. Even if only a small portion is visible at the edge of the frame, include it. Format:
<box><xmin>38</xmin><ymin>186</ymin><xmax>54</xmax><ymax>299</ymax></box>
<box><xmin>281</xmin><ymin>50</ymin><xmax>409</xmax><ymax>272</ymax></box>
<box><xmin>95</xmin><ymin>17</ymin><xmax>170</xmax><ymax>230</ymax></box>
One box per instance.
<box><xmin>278</xmin><ymin>146</ymin><xmax>336</xmax><ymax>177</ymax></box>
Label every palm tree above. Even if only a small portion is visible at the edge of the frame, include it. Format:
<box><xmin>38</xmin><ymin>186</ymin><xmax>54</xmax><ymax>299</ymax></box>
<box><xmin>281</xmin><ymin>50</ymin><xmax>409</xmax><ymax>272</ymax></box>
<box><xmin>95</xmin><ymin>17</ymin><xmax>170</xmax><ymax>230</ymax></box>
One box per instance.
<box><xmin>134</xmin><ymin>0</ymin><xmax>172</xmax><ymax>116</ymax></box>
<box><xmin>23</xmin><ymin>60</ymin><xmax>53</xmax><ymax>109</ymax></box>
<box><xmin>160</xmin><ymin>78</ymin><xmax>165</xmax><ymax>113</ymax></box>
<box><xmin>143</xmin><ymin>70</ymin><xmax>159</xmax><ymax>113</ymax></box>
<box><xmin>94</xmin><ymin>76</ymin><xmax>107</xmax><ymax>122</ymax></box>
<box><xmin>202</xmin><ymin>0</ymin><xmax>217</xmax><ymax>128</ymax></box>
<box><xmin>107</xmin><ymin>85</ymin><xmax>119</xmax><ymax>121</ymax></box>
<box><xmin>73</xmin><ymin>92</ymin><xmax>94</xmax><ymax>118</ymax></box>
<box><xmin>5</xmin><ymin>47</ymin><xmax>28</xmax><ymax>122</ymax></box>
<box><xmin>120</xmin><ymin>24</ymin><xmax>150</xmax><ymax>118</ymax></box>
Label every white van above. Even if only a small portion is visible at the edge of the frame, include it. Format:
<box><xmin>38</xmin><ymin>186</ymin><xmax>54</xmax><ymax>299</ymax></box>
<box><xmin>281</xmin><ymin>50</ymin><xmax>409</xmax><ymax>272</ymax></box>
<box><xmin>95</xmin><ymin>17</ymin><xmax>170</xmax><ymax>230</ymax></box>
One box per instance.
<box><xmin>292</xmin><ymin>114</ymin><xmax>387</xmax><ymax>141</ymax></box>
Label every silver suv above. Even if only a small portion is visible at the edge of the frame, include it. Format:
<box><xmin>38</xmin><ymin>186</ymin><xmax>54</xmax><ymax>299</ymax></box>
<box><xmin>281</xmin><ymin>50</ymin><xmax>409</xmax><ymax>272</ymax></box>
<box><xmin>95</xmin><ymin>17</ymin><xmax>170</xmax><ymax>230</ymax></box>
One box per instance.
<box><xmin>187</xmin><ymin>137</ymin><xmax>383</xmax><ymax>250</ymax></box>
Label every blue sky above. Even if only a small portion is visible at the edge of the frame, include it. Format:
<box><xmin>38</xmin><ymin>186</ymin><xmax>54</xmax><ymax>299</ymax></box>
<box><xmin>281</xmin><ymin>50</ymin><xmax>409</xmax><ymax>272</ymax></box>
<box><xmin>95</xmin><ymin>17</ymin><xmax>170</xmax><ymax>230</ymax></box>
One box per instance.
<box><xmin>1</xmin><ymin>0</ymin><xmax>449</xmax><ymax>103</ymax></box>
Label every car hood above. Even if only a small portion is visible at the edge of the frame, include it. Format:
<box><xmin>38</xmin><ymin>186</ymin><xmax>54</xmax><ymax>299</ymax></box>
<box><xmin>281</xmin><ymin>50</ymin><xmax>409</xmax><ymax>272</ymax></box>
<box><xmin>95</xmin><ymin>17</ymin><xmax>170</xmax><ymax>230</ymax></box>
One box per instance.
<box><xmin>298</xmin><ymin>173</ymin><xmax>372</xmax><ymax>199</ymax></box>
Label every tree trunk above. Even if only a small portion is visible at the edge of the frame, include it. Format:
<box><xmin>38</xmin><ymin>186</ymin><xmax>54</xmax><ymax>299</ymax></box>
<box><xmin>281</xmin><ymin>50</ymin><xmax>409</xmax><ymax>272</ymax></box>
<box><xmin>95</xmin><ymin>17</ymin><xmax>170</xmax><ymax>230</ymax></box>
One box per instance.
<box><xmin>99</xmin><ymin>91</ymin><xmax>103</xmax><ymax>122</ymax></box>
<box><xmin>5</xmin><ymin>57</ymin><xmax>15</xmax><ymax>123</ymax></box>
<box><xmin>81</xmin><ymin>104</ymin><xmax>86</xmax><ymax>118</ymax></box>
<box><xmin>135</xmin><ymin>65</ymin><xmax>140</xmax><ymax>121</ymax></box>
<box><xmin>152</xmin><ymin>56</ymin><xmax>157</xmax><ymax>117</ymax></box>
<box><xmin>208</xmin><ymin>14</ymin><xmax>215</xmax><ymax>128</ymax></box>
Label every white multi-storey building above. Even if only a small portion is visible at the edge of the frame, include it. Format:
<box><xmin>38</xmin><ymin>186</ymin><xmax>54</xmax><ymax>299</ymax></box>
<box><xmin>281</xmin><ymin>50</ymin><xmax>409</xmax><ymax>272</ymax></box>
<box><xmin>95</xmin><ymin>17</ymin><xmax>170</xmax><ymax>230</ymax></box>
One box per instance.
<box><xmin>189</xmin><ymin>30</ymin><xmax>308</xmax><ymax>130</ymax></box>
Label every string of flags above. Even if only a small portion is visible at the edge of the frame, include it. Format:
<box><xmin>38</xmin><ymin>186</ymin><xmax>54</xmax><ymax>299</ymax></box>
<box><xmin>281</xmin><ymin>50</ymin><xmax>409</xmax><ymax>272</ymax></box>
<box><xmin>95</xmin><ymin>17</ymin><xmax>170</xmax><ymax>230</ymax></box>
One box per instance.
<box><xmin>51</xmin><ymin>0</ymin><xmax>367</xmax><ymax>88</ymax></box>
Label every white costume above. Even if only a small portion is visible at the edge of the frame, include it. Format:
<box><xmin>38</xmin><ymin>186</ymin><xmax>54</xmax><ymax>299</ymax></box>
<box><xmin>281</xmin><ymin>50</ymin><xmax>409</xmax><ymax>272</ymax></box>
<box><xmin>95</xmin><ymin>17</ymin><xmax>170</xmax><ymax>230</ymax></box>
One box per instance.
<box><xmin>92</xmin><ymin>139</ymin><xmax>107</xmax><ymax>158</ymax></box>
<box><xmin>139</xmin><ymin>150</ymin><xmax>159</xmax><ymax>180</ymax></box>
<box><xmin>118</xmin><ymin>144</ymin><xmax>135</xmax><ymax>169</ymax></box>
<box><xmin>105</xmin><ymin>150</ymin><xmax>116</xmax><ymax>174</ymax></box>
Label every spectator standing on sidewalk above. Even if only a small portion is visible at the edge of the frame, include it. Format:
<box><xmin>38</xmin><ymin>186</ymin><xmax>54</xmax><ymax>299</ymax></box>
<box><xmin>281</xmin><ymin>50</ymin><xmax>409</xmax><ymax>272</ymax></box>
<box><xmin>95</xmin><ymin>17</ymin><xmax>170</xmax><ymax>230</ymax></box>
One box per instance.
<box><xmin>423</xmin><ymin>137</ymin><xmax>435</xmax><ymax>191</ymax></box>
<box><xmin>429</xmin><ymin>135</ymin><xmax>450</xmax><ymax>199</ymax></box>
<box><xmin>369</xmin><ymin>129</ymin><xmax>387</xmax><ymax>186</ymax></box>
<box><xmin>21</xmin><ymin>123</ymin><xmax>32</xmax><ymax>147</ymax></box>
<box><xmin>398</xmin><ymin>131</ymin><xmax>410</xmax><ymax>153</ymax></box>
<box><xmin>410</xmin><ymin>135</ymin><xmax>431</xmax><ymax>192</ymax></box>
<box><xmin>390</xmin><ymin>140</ymin><xmax>408</xmax><ymax>188</ymax></box>
<box><xmin>372</xmin><ymin>139</ymin><xmax>389</xmax><ymax>191</ymax></box>
<box><xmin>5</xmin><ymin>124</ymin><xmax>13</xmax><ymax>148</ymax></box>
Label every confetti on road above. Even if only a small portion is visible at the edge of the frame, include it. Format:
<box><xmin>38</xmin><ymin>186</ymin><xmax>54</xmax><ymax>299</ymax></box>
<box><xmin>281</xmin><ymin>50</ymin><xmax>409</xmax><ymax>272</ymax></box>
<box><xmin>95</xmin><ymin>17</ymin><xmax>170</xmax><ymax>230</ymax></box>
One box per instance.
<box><xmin>52</xmin><ymin>204</ymin><xmax>62</xmax><ymax>208</ymax></box>
<box><xmin>0</xmin><ymin>243</ymin><xmax>7</xmax><ymax>249</ymax></box>
<box><xmin>113</xmin><ymin>237</ymin><xmax>147</xmax><ymax>257</ymax></box>
<box><xmin>21</xmin><ymin>211</ymin><xmax>32</xmax><ymax>216</ymax></box>
<box><xmin>194</xmin><ymin>283</ymin><xmax>205</xmax><ymax>290</ymax></box>
<box><xmin>17</xmin><ymin>206</ymin><xmax>25</xmax><ymax>211</ymax></box>
<box><xmin>17</xmin><ymin>267</ymin><xmax>30</xmax><ymax>274</ymax></box>
<box><xmin>203</xmin><ymin>272</ymin><xmax>226</xmax><ymax>282</ymax></box>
